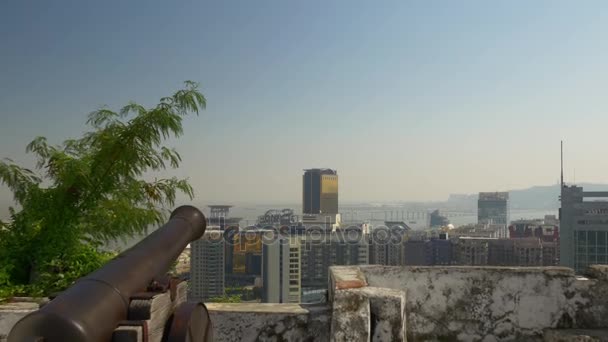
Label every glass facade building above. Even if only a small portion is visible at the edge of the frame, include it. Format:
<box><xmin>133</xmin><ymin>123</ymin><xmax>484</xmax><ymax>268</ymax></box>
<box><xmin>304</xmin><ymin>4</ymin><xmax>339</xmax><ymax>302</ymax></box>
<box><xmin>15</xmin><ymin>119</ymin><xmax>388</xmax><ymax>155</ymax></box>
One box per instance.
<box><xmin>478</xmin><ymin>192</ymin><xmax>509</xmax><ymax>225</ymax></box>
<box><xmin>560</xmin><ymin>185</ymin><xmax>608</xmax><ymax>272</ymax></box>
<box><xmin>303</xmin><ymin>169</ymin><xmax>338</xmax><ymax>215</ymax></box>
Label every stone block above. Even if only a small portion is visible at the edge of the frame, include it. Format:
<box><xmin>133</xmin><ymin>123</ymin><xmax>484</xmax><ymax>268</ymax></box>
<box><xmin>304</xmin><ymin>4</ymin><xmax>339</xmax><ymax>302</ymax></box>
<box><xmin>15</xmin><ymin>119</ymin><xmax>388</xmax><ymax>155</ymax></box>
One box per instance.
<box><xmin>328</xmin><ymin>266</ymin><xmax>368</xmax><ymax>303</ymax></box>
<box><xmin>585</xmin><ymin>265</ymin><xmax>608</xmax><ymax>282</ymax></box>
<box><xmin>330</xmin><ymin>289</ymin><xmax>371</xmax><ymax>342</ymax></box>
<box><xmin>358</xmin><ymin>287</ymin><xmax>407</xmax><ymax>342</ymax></box>
<box><xmin>207</xmin><ymin>303</ymin><xmax>331</xmax><ymax>342</ymax></box>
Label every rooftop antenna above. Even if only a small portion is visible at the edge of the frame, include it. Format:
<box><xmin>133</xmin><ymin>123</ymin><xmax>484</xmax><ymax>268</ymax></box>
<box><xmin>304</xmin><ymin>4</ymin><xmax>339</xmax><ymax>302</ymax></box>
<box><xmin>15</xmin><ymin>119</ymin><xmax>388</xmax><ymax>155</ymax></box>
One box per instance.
<box><xmin>561</xmin><ymin>140</ymin><xmax>564</xmax><ymax>188</ymax></box>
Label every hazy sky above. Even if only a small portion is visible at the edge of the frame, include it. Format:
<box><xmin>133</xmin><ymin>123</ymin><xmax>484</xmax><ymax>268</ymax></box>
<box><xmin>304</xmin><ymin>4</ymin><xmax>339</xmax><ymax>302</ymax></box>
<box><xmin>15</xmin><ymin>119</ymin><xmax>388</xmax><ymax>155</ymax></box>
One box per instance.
<box><xmin>1</xmin><ymin>0</ymin><xmax>608</xmax><ymax>204</ymax></box>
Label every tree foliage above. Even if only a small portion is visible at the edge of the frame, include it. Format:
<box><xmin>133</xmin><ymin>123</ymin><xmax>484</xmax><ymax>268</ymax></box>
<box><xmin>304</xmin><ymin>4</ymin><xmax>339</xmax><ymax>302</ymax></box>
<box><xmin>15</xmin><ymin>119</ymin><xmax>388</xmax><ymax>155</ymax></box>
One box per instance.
<box><xmin>0</xmin><ymin>81</ymin><xmax>206</xmax><ymax>299</ymax></box>
<box><xmin>208</xmin><ymin>294</ymin><xmax>243</xmax><ymax>303</ymax></box>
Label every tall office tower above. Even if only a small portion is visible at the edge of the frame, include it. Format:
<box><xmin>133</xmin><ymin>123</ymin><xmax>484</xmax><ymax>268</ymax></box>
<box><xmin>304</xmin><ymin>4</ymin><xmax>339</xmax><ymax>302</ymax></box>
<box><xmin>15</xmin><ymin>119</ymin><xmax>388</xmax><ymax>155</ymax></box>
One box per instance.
<box><xmin>262</xmin><ymin>237</ymin><xmax>301</xmax><ymax>303</ymax></box>
<box><xmin>560</xmin><ymin>185</ymin><xmax>608</xmax><ymax>272</ymax></box>
<box><xmin>558</xmin><ymin>142</ymin><xmax>608</xmax><ymax>272</ymax></box>
<box><xmin>478</xmin><ymin>192</ymin><xmax>509</xmax><ymax>225</ymax></box>
<box><xmin>303</xmin><ymin>169</ymin><xmax>338</xmax><ymax>215</ymax></box>
<box><xmin>205</xmin><ymin>205</ymin><xmax>240</xmax><ymax>280</ymax></box>
<box><xmin>189</xmin><ymin>229</ymin><xmax>225</xmax><ymax>302</ymax></box>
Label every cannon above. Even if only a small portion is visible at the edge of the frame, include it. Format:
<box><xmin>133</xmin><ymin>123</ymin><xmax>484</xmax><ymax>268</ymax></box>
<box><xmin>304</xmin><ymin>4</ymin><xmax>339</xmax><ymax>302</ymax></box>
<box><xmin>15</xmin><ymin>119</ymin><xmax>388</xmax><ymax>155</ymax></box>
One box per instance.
<box><xmin>8</xmin><ymin>205</ymin><xmax>213</xmax><ymax>342</ymax></box>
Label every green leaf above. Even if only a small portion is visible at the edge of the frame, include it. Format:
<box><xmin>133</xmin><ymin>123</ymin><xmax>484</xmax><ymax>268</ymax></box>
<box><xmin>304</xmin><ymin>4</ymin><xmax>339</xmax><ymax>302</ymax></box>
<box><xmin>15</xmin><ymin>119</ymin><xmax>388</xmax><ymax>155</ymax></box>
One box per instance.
<box><xmin>0</xmin><ymin>81</ymin><xmax>205</xmax><ymax>296</ymax></box>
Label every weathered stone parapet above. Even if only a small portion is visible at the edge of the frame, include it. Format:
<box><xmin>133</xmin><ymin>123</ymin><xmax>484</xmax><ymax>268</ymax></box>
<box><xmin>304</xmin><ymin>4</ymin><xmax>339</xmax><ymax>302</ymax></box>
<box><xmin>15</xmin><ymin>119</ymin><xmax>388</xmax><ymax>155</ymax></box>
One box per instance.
<box><xmin>207</xmin><ymin>303</ymin><xmax>331</xmax><ymax>342</ymax></box>
<box><xmin>330</xmin><ymin>289</ymin><xmax>371</xmax><ymax>342</ymax></box>
<box><xmin>360</xmin><ymin>287</ymin><xmax>407</xmax><ymax>342</ymax></box>
<box><xmin>353</xmin><ymin>265</ymin><xmax>608</xmax><ymax>341</ymax></box>
<box><xmin>328</xmin><ymin>265</ymin><xmax>368</xmax><ymax>303</ymax></box>
<box><xmin>543</xmin><ymin>329</ymin><xmax>608</xmax><ymax>341</ymax></box>
<box><xmin>329</xmin><ymin>266</ymin><xmax>407</xmax><ymax>342</ymax></box>
<box><xmin>6</xmin><ymin>265</ymin><xmax>608</xmax><ymax>341</ymax></box>
<box><xmin>585</xmin><ymin>265</ymin><xmax>608</xmax><ymax>281</ymax></box>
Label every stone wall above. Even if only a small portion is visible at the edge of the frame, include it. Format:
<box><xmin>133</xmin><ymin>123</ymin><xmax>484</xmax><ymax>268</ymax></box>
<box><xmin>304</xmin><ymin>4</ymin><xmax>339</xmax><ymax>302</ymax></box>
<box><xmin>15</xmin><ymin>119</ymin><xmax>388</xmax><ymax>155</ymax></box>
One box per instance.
<box><xmin>354</xmin><ymin>265</ymin><xmax>608</xmax><ymax>341</ymax></box>
<box><xmin>207</xmin><ymin>303</ymin><xmax>331</xmax><ymax>342</ymax></box>
<box><xmin>5</xmin><ymin>266</ymin><xmax>608</xmax><ymax>341</ymax></box>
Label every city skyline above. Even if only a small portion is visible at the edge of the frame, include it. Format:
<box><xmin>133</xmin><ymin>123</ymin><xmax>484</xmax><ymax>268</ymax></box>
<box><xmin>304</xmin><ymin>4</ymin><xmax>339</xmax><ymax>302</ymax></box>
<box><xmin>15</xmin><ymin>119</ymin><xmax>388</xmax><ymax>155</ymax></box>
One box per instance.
<box><xmin>2</xmin><ymin>0</ymin><xmax>608</xmax><ymax>204</ymax></box>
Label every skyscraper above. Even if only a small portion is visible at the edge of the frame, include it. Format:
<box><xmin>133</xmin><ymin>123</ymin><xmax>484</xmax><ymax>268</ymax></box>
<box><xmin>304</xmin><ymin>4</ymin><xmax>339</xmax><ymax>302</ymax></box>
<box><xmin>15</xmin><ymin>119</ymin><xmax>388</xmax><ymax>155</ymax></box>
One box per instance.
<box><xmin>558</xmin><ymin>142</ymin><xmax>608</xmax><ymax>272</ymax></box>
<box><xmin>303</xmin><ymin>169</ymin><xmax>338</xmax><ymax>215</ymax></box>
<box><xmin>478</xmin><ymin>192</ymin><xmax>509</xmax><ymax>225</ymax></box>
<box><xmin>560</xmin><ymin>185</ymin><xmax>608</xmax><ymax>272</ymax></box>
<box><xmin>189</xmin><ymin>229</ymin><xmax>225</xmax><ymax>302</ymax></box>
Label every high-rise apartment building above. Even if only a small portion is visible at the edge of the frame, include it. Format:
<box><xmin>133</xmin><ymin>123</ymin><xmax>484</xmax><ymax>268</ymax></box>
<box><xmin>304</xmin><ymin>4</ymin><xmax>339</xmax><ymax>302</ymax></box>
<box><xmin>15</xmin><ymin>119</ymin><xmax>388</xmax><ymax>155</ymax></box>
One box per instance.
<box><xmin>261</xmin><ymin>236</ymin><xmax>301</xmax><ymax>303</ymax></box>
<box><xmin>300</xmin><ymin>228</ymin><xmax>368</xmax><ymax>292</ymax></box>
<box><xmin>456</xmin><ymin>237</ymin><xmax>490</xmax><ymax>265</ymax></box>
<box><xmin>189</xmin><ymin>228</ymin><xmax>225</xmax><ymax>302</ymax></box>
<box><xmin>403</xmin><ymin>240</ymin><xmax>432</xmax><ymax>265</ymax></box>
<box><xmin>455</xmin><ymin>236</ymin><xmax>547</xmax><ymax>267</ymax></box>
<box><xmin>478</xmin><ymin>192</ymin><xmax>509</xmax><ymax>225</ymax></box>
<box><xmin>369</xmin><ymin>226</ymin><xmax>408</xmax><ymax>266</ymax></box>
<box><xmin>303</xmin><ymin>169</ymin><xmax>338</xmax><ymax>215</ymax></box>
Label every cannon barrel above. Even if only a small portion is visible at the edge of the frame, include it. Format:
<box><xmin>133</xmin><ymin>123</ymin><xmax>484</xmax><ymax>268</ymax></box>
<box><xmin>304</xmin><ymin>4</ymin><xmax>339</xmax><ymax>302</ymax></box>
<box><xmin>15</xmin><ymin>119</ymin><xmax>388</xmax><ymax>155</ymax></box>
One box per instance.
<box><xmin>8</xmin><ymin>205</ymin><xmax>206</xmax><ymax>342</ymax></box>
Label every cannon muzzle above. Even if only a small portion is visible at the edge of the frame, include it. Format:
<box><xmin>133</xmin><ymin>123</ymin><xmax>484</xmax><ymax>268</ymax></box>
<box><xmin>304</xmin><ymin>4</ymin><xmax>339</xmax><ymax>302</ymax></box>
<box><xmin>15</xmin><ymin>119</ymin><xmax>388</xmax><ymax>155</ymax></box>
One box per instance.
<box><xmin>8</xmin><ymin>205</ymin><xmax>206</xmax><ymax>342</ymax></box>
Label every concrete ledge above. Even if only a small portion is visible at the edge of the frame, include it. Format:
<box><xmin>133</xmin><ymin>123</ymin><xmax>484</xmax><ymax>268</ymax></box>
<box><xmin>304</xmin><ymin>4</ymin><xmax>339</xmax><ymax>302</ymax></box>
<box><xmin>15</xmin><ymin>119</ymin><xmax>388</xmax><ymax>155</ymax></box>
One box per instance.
<box><xmin>330</xmin><ymin>266</ymin><xmax>368</xmax><ymax>289</ymax></box>
<box><xmin>207</xmin><ymin>303</ymin><xmax>310</xmax><ymax>314</ymax></box>
<box><xmin>0</xmin><ymin>300</ymin><xmax>41</xmax><ymax>339</ymax></box>
<box><xmin>360</xmin><ymin>265</ymin><xmax>576</xmax><ymax>277</ymax></box>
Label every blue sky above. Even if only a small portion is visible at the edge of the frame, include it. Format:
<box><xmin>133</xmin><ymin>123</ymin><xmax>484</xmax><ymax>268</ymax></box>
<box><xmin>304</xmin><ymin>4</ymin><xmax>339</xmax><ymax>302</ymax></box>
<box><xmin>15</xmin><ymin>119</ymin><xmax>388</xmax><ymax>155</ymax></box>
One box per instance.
<box><xmin>1</xmin><ymin>0</ymin><xmax>608</xmax><ymax>204</ymax></box>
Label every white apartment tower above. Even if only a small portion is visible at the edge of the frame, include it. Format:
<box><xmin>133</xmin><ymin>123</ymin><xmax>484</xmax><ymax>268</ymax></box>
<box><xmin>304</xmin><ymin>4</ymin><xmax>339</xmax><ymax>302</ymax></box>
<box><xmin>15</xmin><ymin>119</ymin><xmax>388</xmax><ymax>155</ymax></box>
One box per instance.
<box><xmin>189</xmin><ymin>229</ymin><xmax>225</xmax><ymax>301</ymax></box>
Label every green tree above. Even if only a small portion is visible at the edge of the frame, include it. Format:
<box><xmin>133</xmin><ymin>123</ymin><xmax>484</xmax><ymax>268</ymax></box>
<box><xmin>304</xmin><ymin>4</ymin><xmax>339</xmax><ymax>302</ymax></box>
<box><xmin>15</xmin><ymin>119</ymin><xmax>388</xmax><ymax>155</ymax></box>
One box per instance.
<box><xmin>208</xmin><ymin>294</ymin><xmax>243</xmax><ymax>303</ymax></box>
<box><xmin>0</xmin><ymin>81</ymin><xmax>206</xmax><ymax>299</ymax></box>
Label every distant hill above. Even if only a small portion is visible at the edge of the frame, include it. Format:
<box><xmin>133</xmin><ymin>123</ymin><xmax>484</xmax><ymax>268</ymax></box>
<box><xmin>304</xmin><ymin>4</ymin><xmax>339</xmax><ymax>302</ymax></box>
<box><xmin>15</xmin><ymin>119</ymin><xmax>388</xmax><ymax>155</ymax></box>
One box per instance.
<box><xmin>511</xmin><ymin>183</ymin><xmax>608</xmax><ymax>209</ymax></box>
<box><xmin>508</xmin><ymin>185</ymin><xmax>560</xmax><ymax>210</ymax></box>
<box><xmin>449</xmin><ymin>183</ymin><xmax>608</xmax><ymax>211</ymax></box>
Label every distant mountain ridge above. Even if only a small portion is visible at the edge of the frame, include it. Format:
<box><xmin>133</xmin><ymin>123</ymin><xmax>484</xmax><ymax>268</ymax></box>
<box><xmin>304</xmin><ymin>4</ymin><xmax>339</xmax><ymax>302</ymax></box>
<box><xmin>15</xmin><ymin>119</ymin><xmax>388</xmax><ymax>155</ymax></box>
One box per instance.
<box><xmin>449</xmin><ymin>183</ymin><xmax>608</xmax><ymax>210</ymax></box>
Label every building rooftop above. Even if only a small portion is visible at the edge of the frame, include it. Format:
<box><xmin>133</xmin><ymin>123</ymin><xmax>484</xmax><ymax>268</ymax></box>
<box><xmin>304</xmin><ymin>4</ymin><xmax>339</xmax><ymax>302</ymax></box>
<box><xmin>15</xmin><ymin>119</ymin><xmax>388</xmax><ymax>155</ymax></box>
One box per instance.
<box><xmin>207</xmin><ymin>205</ymin><xmax>233</xmax><ymax>209</ymax></box>
<box><xmin>303</xmin><ymin>168</ymin><xmax>337</xmax><ymax>175</ymax></box>
<box><xmin>479</xmin><ymin>192</ymin><xmax>509</xmax><ymax>200</ymax></box>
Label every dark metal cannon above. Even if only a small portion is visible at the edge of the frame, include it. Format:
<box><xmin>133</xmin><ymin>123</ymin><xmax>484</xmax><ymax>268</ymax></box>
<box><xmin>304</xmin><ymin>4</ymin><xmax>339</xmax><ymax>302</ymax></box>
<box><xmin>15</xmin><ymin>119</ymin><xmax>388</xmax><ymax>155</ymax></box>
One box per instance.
<box><xmin>8</xmin><ymin>205</ymin><xmax>212</xmax><ymax>342</ymax></box>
